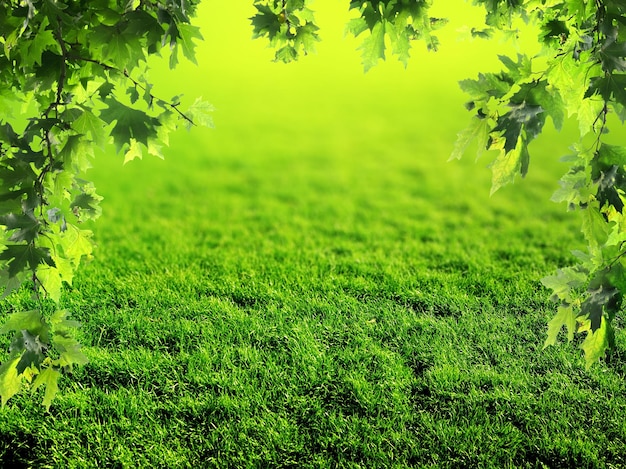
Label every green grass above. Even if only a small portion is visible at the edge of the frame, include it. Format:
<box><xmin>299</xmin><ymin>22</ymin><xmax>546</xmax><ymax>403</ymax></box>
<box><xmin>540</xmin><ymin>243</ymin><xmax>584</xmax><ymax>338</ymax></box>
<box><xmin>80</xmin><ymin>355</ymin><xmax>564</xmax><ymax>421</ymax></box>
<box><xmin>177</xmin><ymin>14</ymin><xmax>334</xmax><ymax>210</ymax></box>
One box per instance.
<box><xmin>1</xmin><ymin>2</ymin><xmax>626</xmax><ymax>468</ymax></box>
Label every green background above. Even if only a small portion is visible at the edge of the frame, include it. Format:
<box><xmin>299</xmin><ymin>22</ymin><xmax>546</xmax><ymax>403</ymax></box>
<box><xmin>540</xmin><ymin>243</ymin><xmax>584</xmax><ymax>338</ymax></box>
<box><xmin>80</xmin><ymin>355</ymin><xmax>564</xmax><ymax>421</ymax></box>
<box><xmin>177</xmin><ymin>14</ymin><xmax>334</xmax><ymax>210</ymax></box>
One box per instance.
<box><xmin>2</xmin><ymin>2</ymin><xmax>626</xmax><ymax>468</ymax></box>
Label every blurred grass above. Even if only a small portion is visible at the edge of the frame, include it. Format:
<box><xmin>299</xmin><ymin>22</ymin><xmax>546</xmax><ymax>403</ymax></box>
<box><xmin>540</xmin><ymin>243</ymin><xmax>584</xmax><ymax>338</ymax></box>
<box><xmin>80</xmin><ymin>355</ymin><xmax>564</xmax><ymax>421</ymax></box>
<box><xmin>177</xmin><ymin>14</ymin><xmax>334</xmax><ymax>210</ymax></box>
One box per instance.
<box><xmin>1</xmin><ymin>1</ymin><xmax>626</xmax><ymax>468</ymax></box>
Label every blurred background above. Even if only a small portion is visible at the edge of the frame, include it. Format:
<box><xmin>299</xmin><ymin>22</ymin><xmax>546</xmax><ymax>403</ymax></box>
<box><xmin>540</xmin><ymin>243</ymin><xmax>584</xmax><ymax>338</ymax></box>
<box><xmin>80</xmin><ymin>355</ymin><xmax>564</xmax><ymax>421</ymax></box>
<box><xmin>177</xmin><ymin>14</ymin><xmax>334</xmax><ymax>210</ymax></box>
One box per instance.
<box><xmin>87</xmin><ymin>0</ymin><xmax>579</xmax><ymax>264</ymax></box>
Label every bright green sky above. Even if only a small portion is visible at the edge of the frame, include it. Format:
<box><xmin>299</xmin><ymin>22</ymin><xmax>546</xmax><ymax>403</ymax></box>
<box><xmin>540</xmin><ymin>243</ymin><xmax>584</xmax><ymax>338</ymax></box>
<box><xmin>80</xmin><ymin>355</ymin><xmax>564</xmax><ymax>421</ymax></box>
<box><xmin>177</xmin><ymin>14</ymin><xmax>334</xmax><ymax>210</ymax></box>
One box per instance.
<box><xmin>151</xmin><ymin>1</ymin><xmax>528</xmax><ymax>118</ymax></box>
<box><xmin>116</xmin><ymin>1</ymin><xmax>562</xmax><ymax>197</ymax></box>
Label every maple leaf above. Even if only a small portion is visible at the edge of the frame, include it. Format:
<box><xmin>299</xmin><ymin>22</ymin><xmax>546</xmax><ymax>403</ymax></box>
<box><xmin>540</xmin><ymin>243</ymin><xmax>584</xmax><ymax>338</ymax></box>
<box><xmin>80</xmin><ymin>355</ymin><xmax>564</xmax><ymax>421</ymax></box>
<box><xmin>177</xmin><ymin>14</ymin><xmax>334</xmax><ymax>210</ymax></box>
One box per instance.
<box><xmin>100</xmin><ymin>98</ymin><xmax>160</xmax><ymax>152</ymax></box>
<box><xmin>359</xmin><ymin>21</ymin><xmax>386</xmax><ymax>72</ymax></box>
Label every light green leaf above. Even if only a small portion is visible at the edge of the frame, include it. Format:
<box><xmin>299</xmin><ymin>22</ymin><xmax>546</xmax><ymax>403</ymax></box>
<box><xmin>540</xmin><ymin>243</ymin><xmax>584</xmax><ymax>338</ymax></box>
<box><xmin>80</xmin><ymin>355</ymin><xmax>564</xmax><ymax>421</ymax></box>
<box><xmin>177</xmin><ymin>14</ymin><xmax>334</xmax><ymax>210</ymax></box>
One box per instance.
<box><xmin>450</xmin><ymin>116</ymin><xmax>490</xmax><ymax>161</ymax></box>
<box><xmin>345</xmin><ymin>17</ymin><xmax>368</xmax><ymax>37</ymax></box>
<box><xmin>31</xmin><ymin>366</ymin><xmax>61</xmax><ymax>411</ymax></box>
<box><xmin>124</xmin><ymin>138</ymin><xmax>143</xmax><ymax>164</ymax></box>
<box><xmin>60</xmin><ymin>225</ymin><xmax>93</xmax><ymax>266</ymax></box>
<box><xmin>581</xmin><ymin>204</ymin><xmax>611</xmax><ymax>249</ymax></box>
<box><xmin>72</xmin><ymin>109</ymin><xmax>107</xmax><ymax>147</ymax></box>
<box><xmin>577</xmin><ymin>98</ymin><xmax>604</xmax><ymax>136</ymax></box>
<box><xmin>388</xmin><ymin>22</ymin><xmax>411</xmax><ymax>67</ymax></box>
<box><xmin>36</xmin><ymin>265</ymin><xmax>63</xmax><ymax>303</ymax></box>
<box><xmin>544</xmin><ymin>305</ymin><xmax>577</xmax><ymax>348</ymax></box>
<box><xmin>53</xmin><ymin>335</ymin><xmax>89</xmax><ymax>368</ymax></box>
<box><xmin>50</xmin><ymin>309</ymin><xmax>82</xmax><ymax>331</ymax></box>
<box><xmin>177</xmin><ymin>23</ymin><xmax>203</xmax><ymax>65</ymax></box>
<box><xmin>0</xmin><ymin>356</ymin><xmax>23</xmax><ymax>407</ymax></box>
<box><xmin>359</xmin><ymin>20</ymin><xmax>386</xmax><ymax>72</ymax></box>
<box><xmin>147</xmin><ymin>139</ymin><xmax>164</xmax><ymax>159</ymax></box>
<box><xmin>186</xmin><ymin>97</ymin><xmax>214</xmax><ymax>130</ymax></box>
<box><xmin>488</xmin><ymin>134</ymin><xmax>524</xmax><ymax>194</ymax></box>
<box><xmin>547</xmin><ymin>54</ymin><xmax>591</xmax><ymax>117</ymax></box>
<box><xmin>294</xmin><ymin>22</ymin><xmax>319</xmax><ymax>55</ymax></box>
<box><xmin>581</xmin><ymin>317</ymin><xmax>610</xmax><ymax>369</ymax></box>
<box><xmin>541</xmin><ymin>267</ymin><xmax>588</xmax><ymax>301</ymax></box>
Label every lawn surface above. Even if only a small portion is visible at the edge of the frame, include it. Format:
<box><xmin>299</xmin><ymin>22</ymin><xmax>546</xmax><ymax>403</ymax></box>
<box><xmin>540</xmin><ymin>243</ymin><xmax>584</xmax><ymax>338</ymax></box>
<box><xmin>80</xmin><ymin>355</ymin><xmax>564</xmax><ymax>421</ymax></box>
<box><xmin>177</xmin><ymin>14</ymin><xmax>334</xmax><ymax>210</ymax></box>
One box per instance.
<box><xmin>1</xmin><ymin>2</ymin><xmax>626</xmax><ymax>468</ymax></box>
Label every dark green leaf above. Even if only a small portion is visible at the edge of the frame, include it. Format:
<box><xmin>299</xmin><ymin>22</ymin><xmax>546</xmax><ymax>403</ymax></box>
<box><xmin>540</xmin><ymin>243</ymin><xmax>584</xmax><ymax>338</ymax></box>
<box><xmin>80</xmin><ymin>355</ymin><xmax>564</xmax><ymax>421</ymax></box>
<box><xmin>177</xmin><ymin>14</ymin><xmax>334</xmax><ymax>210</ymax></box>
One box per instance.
<box><xmin>0</xmin><ymin>213</ymin><xmax>40</xmax><ymax>243</ymax></box>
<box><xmin>100</xmin><ymin>98</ymin><xmax>160</xmax><ymax>151</ymax></box>
<box><xmin>0</xmin><ymin>244</ymin><xmax>54</xmax><ymax>278</ymax></box>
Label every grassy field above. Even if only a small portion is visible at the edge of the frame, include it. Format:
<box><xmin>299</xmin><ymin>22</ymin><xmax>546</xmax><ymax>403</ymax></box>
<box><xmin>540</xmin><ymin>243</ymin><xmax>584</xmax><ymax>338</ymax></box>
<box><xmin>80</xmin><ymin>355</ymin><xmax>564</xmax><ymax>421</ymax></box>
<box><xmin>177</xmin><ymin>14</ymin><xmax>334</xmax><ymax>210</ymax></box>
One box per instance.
<box><xmin>1</xmin><ymin>2</ymin><xmax>626</xmax><ymax>468</ymax></box>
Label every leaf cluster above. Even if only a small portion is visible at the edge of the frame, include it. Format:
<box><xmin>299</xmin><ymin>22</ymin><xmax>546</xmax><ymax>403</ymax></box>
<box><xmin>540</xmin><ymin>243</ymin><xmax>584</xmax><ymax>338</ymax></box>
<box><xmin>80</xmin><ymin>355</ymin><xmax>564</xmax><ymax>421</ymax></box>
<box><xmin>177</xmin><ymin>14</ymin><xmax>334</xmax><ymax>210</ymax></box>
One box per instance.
<box><xmin>250</xmin><ymin>0</ymin><xmax>320</xmax><ymax>63</ymax></box>
<box><xmin>0</xmin><ymin>0</ymin><xmax>212</xmax><ymax>407</ymax></box>
<box><xmin>346</xmin><ymin>0</ymin><xmax>447</xmax><ymax>71</ymax></box>
<box><xmin>449</xmin><ymin>0</ymin><xmax>626</xmax><ymax>368</ymax></box>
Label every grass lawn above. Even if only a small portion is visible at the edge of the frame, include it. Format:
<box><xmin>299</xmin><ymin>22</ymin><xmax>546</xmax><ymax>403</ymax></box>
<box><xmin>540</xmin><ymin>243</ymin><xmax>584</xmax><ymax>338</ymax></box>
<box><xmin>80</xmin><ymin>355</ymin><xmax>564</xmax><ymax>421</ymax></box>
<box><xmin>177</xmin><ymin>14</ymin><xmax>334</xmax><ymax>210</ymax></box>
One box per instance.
<box><xmin>1</xmin><ymin>2</ymin><xmax>626</xmax><ymax>468</ymax></box>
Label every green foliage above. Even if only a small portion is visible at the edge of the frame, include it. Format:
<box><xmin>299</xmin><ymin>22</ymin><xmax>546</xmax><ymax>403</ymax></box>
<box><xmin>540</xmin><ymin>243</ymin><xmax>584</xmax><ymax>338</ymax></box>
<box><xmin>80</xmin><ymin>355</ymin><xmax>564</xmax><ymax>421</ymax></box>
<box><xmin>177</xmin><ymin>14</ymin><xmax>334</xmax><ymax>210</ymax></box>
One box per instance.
<box><xmin>449</xmin><ymin>0</ymin><xmax>626</xmax><ymax>368</ymax></box>
<box><xmin>250</xmin><ymin>0</ymin><xmax>320</xmax><ymax>63</ymax></box>
<box><xmin>0</xmin><ymin>0</ymin><xmax>212</xmax><ymax>407</ymax></box>
<box><xmin>346</xmin><ymin>0</ymin><xmax>447</xmax><ymax>71</ymax></box>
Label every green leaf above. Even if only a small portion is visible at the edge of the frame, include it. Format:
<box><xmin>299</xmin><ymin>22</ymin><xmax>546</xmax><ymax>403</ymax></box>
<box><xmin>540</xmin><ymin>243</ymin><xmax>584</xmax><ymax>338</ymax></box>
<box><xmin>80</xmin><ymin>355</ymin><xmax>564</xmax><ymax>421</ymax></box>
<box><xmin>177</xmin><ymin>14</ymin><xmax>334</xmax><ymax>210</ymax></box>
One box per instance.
<box><xmin>488</xmin><ymin>133</ymin><xmax>529</xmax><ymax>194</ymax></box>
<box><xmin>0</xmin><ymin>356</ymin><xmax>23</xmax><ymax>407</ymax></box>
<box><xmin>177</xmin><ymin>23</ymin><xmax>203</xmax><ymax>65</ymax></box>
<box><xmin>498</xmin><ymin>54</ymin><xmax>531</xmax><ymax>81</ymax></box>
<box><xmin>0</xmin><ymin>244</ymin><xmax>54</xmax><ymax>278</ymax></box>
<box><xmin>389</xmin><ymin>23</ymin><xmax>411</xmax><ymax>67</ymax></box>
<box><xmin>581</xmin><ymin>317</ymin><xmax>611</xmax><ymax>369</ymax></box>
<box><xmin>100</xmin><ymin>98</ymin><xmax>160</xmax><ymax>151</ymax></box>
<box><xmin>581</xmin><ymin>204</ymin><xmax>611</xmax><ymax>249</ymax></box>
<box><xmin>547</xmin><ymin>53</ymin><xmax>594</xmax><ymax>116</ymax></box>
<box><xmin>275</xmin><ymin>45</ymin><xmax>297</xmax><ymax>63</ymax></box>
<box><xmin>123</xmin><ymin>138</ymin><xmax>143</xmax><ymax>164</ymax></box>
<box><xmin>293</xmin><ymin>22</ymin><xmax>319</xmax><ymax>56</ymax></box>
<box><xmin>59</xmin><ymin>135</ymin><xmax>95</xmax><ymax>173</ymax></box>
<box><xmin>50</xmin><ymin>310</ymin><xmax>82</xmax><ymax>332</ymax></box>
<box><xmin>59</xmin><ymin>225</ymin><xmax>93</xmax><ymax>266</ymax></box>
<box><xmin>359</xmin><ymin>20</ymin><xmax>386</xmax><ymax>72</ymax></box>
<box><xmin>53</xmin><ymin>334</ymin><xmax>88</xmax><ymax>368</ymax></box>
<box><xmin>72</xmin><ymin>109</ymin><xmax>107</xmax><ymax>147</ymax></box>
<box><xmin>587</xmin><ymin>73</ymin><xmax>626</xmax><ymax>108</ymax></box>
<box><xmin>185</xmin><ymin>97</ymin><xmax>214</xmax><ymax>130</ymax></box>
<box><xmin>459</xmin><ymin>73</ymin><xmax>512</xmax><ymax>100</ymax></box>
<box><xmin>12</xmin><ymin>330</ymin><xmax>46</xmax><ymax>374</ymax></box>
<box><xmin>251</xmin><ymin>4</ymin><xmax>281</xmax><ymax>41</ymax></box>
<box><xmin>36</xmin><ymin>265</ymin><xmax>63</xmax><ymax>303</ymax></box>
<box><xmin>541</xmin><ymin>267</ymin><xmax>588</xmax><ymax>302</ymax></box>
<box><xmin>544</xmin><ymin>305</ymin><xmax>577</xmax><ymax>348</ymax></box>
<box><xmin>493</xmin><ymin>104</ymin><xmax>543</xmax><ymax>154</ymax></box>
<box><xmin>449</xmin><ymin>116</ymin><xmax>490</xmax><ymax>161</ymax></box>
<box><xmin>345</xmin><ymin>17</ymin><xmax>368</xmax><ymax>37</ymax></box>
<box><xmin>0</xmin><ymin>309</ymin><xmax>47</xmax><ymax>336</ymax></box>
<box><xmin>596</xmin><ymin>143</ymin><xmax>626</xmax><ymax>168</ymax></box>
<box><xmin>0</xmin><ymin>270</ymin><xmax>25</xmax><ymax>299</ymax></box>
<box><xmin>580</xmin><ymin>284</ymin><xmax>620</xmax><ymax>332</ymax></box>
<box><xmin>0</xmin><ymin>213</ymin><xmax>40</xmax><ymax>243</ymax></box>
<box><xmin>600</xmin><ymin>38</ymin><xmax>626</xmax><ymax>72</ymax></box>
<box><xmin>22</xmin><ymin>20</ymin><xmax>58</xmax><ymax>68</ymax></box>
<box><xmin>518</xmin><ymin>81</ymin><xmax>565</xmax><ymax>131</ymax></box>
<box><xmin>31</xmin><ymin>366</ymin><xmax>61</xmax><ymax>411</ymax></box>
<box><xmin>577</xmin><ymin>98</ymin><xmax>604</xmax><ymax>136</ymax></box>
<box><xmin>91</xmin><ymin>25</ymin><xmax>143</xmax><ymax>68</ymax></box>
<box><xmin>70</xmin><ymin>182</ymin><xmax>102</xmax><ymax>221</ymax></box>
<box><xmin>489</xmin><ymin>149</ymin><xmax>520</xmax><ymax>194</ymax></box>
